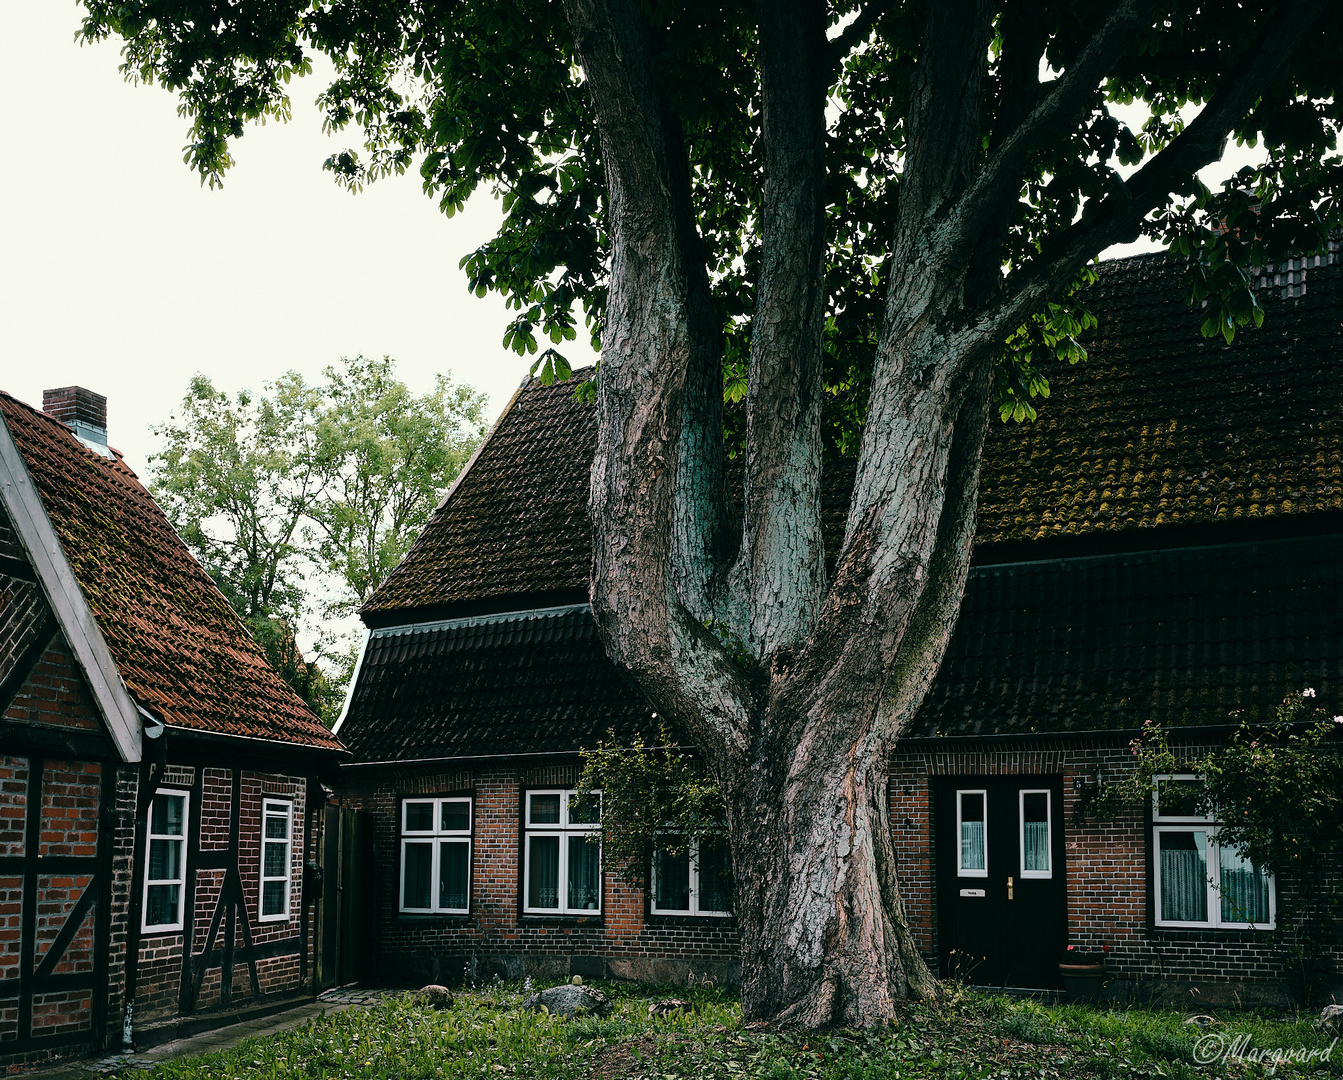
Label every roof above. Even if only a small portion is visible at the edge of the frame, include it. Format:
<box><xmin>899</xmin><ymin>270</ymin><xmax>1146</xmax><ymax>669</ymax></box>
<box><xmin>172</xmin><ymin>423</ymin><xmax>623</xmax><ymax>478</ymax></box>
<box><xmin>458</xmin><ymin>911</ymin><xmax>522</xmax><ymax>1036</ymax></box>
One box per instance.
<box><xmin>339</xmin><ymin>606</ymin><xmax>651</xmax><ymax>762</ymax></box>
<box><xmin>0</xmin><ymin>392</ymin><xmax>344</xmax><ymax>753</ymax></box>
<box><xmin>908</xmin><ymin>532</ymin><xmax>1343</xmax><ymax>738</ymax></box>
<box><xmin>363</xmin><ymin>249</ymin><xmax>1343</xmax><ymax>623</ymax></box>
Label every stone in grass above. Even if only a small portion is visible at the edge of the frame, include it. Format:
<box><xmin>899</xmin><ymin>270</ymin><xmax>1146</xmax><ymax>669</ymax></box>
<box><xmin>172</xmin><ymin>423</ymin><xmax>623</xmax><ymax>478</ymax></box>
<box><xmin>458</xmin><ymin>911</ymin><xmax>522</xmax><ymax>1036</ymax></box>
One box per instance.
<box><xmin>521</xmin><ymin>984</ymin><xmax>612</xmax><ymax>1018</ymax></box>
<box><xmin>1319</xmin><ymin>1005</ymin><xmax>1343</xmax><ymax>1035</ymax></box>
<box><xmin>415</xmin><ymin>985</ymin><xmax>455</xmax><ymax>1010</ymax></box>
<box><xmin>1183</xmin><ymin>1015</ymin><xmax>1216</xmax><ymax>1029</ymax></box>
<box><xmin>648</xmin><ymin>998</ymin><xmax>691</xmax><ymax>1018</ymax></box>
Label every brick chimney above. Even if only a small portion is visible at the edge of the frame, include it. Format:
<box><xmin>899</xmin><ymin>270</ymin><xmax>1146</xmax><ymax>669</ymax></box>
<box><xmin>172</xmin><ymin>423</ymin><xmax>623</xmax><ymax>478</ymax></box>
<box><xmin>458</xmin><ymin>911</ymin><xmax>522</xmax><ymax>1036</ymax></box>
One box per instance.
<box><xmin>43</xmin><ymin>386</ymin><xmax>111</xmax><ymax>456</ymax></box>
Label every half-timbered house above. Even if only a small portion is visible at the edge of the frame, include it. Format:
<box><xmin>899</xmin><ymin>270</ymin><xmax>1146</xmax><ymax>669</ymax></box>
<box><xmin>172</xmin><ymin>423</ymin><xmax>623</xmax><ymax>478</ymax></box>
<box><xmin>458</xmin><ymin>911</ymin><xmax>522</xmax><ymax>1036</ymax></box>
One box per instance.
<box><xmin>0</xmin><ymin>387</ymin><xmax>345</xmax><ymax>1068</ymax></box>
<box><xmin>335</xmin><ymin>247</ymin><xmax>1343</xmax><ymax>1006</ymax></box>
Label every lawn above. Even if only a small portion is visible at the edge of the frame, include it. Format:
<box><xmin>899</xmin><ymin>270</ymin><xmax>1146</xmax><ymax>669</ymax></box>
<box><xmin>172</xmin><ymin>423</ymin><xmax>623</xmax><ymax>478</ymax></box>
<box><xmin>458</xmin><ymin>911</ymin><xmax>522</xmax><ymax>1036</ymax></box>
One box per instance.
<box><xmin>122</xmin><ymin>983</ymin><xmax>1340</xmax><ymax>1080</ymax></box>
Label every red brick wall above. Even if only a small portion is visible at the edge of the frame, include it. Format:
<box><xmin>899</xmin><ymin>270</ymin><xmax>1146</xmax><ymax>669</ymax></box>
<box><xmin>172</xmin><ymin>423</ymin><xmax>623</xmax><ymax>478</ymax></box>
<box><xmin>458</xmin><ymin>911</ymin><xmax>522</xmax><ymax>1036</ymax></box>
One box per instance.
<box><xmin>339</xmin><ymin>761</ymin><xmax>740</xmax><ymax>988</ymax></box>
<box><xmin>4</xmin><ymin>638</ymin><xmax>102</xmax><ymax>734</ymax></box>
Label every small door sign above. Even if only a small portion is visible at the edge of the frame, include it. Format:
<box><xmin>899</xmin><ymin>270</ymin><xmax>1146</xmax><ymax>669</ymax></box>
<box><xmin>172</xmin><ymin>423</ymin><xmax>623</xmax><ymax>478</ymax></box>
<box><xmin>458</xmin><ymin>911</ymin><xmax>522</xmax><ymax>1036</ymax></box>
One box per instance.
<box><xmin>959</xmin><ymin>888</ymin><xmax>986</xmax><ymax>897</ymax></box>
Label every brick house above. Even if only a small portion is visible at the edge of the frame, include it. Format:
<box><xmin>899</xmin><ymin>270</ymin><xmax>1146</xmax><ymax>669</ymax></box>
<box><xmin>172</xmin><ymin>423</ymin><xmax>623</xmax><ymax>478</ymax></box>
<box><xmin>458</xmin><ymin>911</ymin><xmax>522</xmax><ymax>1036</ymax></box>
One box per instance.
<box><xmin>336</xmin><ymin>248</ymin><xmax>1343</xmax><ymax>1003</ymax></box>
<box><xmin>0</xmin><ymin>388</ymin><xmax>346</xmax><ymax>1068</ymax></box>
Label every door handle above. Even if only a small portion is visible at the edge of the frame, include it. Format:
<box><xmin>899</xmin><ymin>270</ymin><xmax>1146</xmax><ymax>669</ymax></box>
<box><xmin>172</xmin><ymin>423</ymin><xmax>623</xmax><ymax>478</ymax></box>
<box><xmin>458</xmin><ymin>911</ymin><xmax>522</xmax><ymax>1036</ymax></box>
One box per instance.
<box><xmin>1007</xmin><ymin>876</ymin><xmax>1014</xmax><ymax>900</ymax></box>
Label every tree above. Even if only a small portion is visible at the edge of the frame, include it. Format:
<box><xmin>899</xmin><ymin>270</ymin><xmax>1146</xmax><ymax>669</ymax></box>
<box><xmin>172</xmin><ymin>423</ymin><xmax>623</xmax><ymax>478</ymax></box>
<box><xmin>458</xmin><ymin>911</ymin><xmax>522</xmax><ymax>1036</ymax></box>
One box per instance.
<box><xmin>83</xmin><ymin>0</ymin><xmax>1343</xmax><ymax>1026</ymax></box>
<box><xmin>151</xmin><ymin>357</ymin><xmax>487</xmax><ymax>721</ymax></box>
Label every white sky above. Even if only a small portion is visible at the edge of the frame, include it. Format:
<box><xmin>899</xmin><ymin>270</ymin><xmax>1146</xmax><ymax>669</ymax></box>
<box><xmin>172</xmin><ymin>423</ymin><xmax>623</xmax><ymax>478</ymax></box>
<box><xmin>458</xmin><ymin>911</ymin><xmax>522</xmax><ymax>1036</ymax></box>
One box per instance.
<box><xmin>0</xmin><ymin>4</ymin><xmax>599</xmax><ymax>477</ymax></box>
<box><xmin>1</xmin><ymin>8</ymin><xmax>1258</xmax><ymax>480</ymax></box>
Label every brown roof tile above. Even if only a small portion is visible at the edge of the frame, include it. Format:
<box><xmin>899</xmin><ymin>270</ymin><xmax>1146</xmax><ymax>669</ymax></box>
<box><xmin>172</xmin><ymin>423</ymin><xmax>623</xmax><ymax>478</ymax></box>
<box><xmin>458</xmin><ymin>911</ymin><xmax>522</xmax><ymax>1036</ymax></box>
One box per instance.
<box><xmin>364</xmin><ymin>250</ymin><xmax>1343</xmax><ymax>620</ymax></box>
<box><xmin>0</xmin><ymin>392</ymin><xmax>344</xmax><ymax>752</ymax></box>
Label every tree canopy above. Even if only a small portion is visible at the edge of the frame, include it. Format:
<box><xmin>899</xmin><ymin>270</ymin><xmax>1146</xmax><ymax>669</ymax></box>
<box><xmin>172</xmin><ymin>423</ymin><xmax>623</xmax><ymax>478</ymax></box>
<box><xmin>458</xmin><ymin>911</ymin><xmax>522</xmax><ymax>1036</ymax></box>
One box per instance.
<box><xmin>84</xmin><ymin>0</ymin><xmax>1343</xmax><ymax>1027</ymax></box>
<box><xmin>151</xmin><ymin>356</ymin><xmax>487</xmax><ymax>721</ymax></box>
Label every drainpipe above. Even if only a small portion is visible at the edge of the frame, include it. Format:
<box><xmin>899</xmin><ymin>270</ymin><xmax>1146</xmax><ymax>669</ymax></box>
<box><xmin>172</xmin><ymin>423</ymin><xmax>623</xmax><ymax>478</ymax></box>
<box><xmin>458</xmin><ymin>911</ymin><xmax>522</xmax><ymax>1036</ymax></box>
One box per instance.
<box><xmin>121</xmin><ymin>707</ymin><xmax>166</xmax><ymax>1051</ymax></box>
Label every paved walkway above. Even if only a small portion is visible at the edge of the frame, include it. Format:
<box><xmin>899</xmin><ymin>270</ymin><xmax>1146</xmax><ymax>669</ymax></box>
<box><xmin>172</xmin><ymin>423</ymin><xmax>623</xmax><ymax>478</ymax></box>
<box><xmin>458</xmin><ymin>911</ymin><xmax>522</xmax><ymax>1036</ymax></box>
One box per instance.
<box><xmin>34</xmin><ymin>987</ymin><xmax>400</xmax><ymax>1078</ymax></box>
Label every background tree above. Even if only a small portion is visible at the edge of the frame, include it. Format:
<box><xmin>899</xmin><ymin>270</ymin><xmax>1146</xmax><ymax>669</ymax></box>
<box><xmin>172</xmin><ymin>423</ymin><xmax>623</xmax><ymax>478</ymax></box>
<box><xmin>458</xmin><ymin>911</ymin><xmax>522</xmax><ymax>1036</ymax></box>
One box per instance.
<box><xmin>83</xmin><ymin>0</ymin><xmax>1343</xmax><ymax>1026</ymax></box>
<box><xmin>151</xmin><ymin>356</ymin><xmax>487</xmax><ymax>721</ymax></box>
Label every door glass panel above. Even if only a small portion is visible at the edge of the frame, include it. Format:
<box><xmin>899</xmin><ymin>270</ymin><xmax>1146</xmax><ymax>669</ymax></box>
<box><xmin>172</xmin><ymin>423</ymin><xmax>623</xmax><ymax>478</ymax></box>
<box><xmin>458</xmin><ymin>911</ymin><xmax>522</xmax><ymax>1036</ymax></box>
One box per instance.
<box><xmin>1219</xmin><ymin>844</ymin><xmax>1270</xmax><ymax>924</ymax></box>
<box><xmin>1021</xmin><ymin>791</ymin><xmax>1050</xmax><ymax>875</ymax></box>
<box><xmin>1156</xmin><ymin>777</ymin><xmax>1206</xmax><ymax>820</ymax></box>
<box><xmin>958</xmin><ymin>791</ymin><xmax>986</xmax><ymax>874</ymax></box>
<box><xmin>1158</xmin><ymin>830</ymin><xmax>1209</xmax><ymax>922</ymax></box>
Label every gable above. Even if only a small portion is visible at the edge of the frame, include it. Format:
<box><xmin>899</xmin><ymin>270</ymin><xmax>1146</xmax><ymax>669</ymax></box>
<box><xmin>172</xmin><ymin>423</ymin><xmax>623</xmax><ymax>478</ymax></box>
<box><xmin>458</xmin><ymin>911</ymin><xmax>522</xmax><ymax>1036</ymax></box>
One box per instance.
<box><xmin>0</xmin><ymin>393</ymin><xmax>343</xmax><ymax>754</ymax></box>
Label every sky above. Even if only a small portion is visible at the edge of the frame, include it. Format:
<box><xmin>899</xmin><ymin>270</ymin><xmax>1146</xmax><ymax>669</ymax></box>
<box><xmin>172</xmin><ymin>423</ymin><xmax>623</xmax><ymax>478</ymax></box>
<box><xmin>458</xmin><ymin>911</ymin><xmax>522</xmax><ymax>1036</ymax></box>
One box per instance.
<box><xmin>0</xmin><ymin>5</ymin><xmax>599</xmax><ymax>477</ymax></box>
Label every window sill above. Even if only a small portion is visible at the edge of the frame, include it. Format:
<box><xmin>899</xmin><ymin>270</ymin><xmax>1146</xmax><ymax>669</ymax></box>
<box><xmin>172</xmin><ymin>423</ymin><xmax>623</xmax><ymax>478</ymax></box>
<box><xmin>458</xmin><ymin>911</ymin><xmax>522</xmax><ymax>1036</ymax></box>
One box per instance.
<box><xmin>1149</xmin><ymin>925</ymin><xmax>1275</xmax><ymax>942</ymax></box>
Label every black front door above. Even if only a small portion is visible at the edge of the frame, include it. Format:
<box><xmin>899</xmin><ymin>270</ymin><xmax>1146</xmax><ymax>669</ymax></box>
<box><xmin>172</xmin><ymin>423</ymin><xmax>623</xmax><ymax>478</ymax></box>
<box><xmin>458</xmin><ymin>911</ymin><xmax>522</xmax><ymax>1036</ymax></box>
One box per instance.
<box><xmin>935</xmin><ymin>776</ymin><xmax>1066</xmax><ymax>988</ymax></box>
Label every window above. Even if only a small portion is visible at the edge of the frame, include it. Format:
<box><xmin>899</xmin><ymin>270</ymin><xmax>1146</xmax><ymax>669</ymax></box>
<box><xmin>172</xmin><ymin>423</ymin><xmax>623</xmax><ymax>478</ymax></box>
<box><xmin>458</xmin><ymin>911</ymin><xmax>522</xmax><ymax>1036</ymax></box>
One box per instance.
<box><xmin>260</xmin><ymin>800</ymin><xmax>293</xmax><ymax>922</ymax></box>
<box><xmin>523</xmin><ymin>790</ymin><xmax>600</xmax><ymax>915</ymax></box>
<box><xmin>400</xmin><ymin>797</ymin><xmax>472</xmax><ymax>914</ymax></box>
<box><xmin>1153</xmin><ymin>774</ymin><xmax>1274</xmax><ymax>929</ymax></box>
<box><xmin>956</xmin><ymin>789</ymin><xmax>987</xmax><ymax>877</ymax></box>
<box><xmin>651</xmin><ymin>834</ymin><xmax>732</xmax><ymax>916</ymax></box>
<box><xmin>1019</xmin><ymin>789</ymin><xmax>1052</xmax><ymax>879</ymax></box>
<box><xmin>143</xmin><ymin>789</ymin><xmax>188</xmax><ymax>932</ymax></box>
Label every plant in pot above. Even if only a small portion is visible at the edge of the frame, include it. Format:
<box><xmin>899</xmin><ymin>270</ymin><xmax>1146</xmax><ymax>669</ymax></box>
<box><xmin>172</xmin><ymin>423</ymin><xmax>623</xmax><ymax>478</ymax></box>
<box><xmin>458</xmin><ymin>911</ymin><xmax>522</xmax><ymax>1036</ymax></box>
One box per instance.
<box><xmin>1059</xmin><ymin>943</ymin><xmax>1110</xmax><ymax>1002</ymax></box>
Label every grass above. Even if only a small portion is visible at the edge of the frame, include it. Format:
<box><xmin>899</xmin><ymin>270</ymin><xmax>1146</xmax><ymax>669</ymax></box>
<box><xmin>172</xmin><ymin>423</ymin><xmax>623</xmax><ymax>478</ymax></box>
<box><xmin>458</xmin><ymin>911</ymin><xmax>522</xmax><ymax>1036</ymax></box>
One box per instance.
<box><xmin>116</xmin><ymin>982</ymin><xmax>1342</xmax><ymax>1080</ymax></box>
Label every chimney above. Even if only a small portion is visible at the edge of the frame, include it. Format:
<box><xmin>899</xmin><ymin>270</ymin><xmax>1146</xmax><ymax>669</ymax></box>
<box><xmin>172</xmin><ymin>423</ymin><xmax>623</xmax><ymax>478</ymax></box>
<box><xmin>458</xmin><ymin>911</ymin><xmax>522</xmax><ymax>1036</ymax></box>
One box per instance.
<box><xmin>43</xmin><ymin>386</ymin><xmax>112</xmax><ymax>457</ymax></box>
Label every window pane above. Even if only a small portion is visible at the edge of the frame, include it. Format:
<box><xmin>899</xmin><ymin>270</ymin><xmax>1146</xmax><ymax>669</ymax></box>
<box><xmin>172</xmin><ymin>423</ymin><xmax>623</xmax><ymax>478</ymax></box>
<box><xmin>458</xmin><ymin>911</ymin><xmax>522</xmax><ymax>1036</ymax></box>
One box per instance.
<box><xmin>152</xmin><ymin>795</ymin><xmax>185</xmax><ymax>837</ymax></box>
<box><xmin>654</xmin><ymin>840</ymin><xmax>691</xmax><ymax>911</ymax></box>
<box><xmin>528</xmin><ymin>836</ymin><xmax>560</xmax><ymax>908</ymax></box>
<box><xmin>403</xmin><ymin>842</ymin><xmax>433</xmax><ymax>908</ymax></box>
<box><xmin>959</xmin><ymin>793</ymin><xmax>985</xmax><ymax>872</ymax></box>
<box><xmin>264</xmin><ymin>840</ymin><xmax>288</xmax><ymax>878</ymax></box>
<box><xmin>1159</xmin><ymin>830</ymin><xmax>1209</xmax><ymax>922</ymax></box>
<box><xmin>1022</xmin><ymin>793</ymin><xmax>1049</xmax><ymax>873</ymax></box>
<box><xmin>149</xmin><ymin>837</ymin><xmax>180</xmax><ymax>882</ymax></box>
<box><xmin>439</xmin><ymin>841</ymin><xmax>469</xmax><ymax>910</ymax></box>
<box><xmin>405</xmin><ymin>802</ymin><xmax>434</xmax><ymax>831</ymax></box>
<box><xmin>568</xmin><ymin>793</ymin><xmax>601</xmax><ymax>825</ymax></box>
<box><xmin>265</xmin><ymin>810</ymin><xmax>289</xmax><ymax>839</ymax></box>
<box><xmin>697</xmin><ymin>836</ymin><xmax>733</xmax><ymax>914</ymax></box>
<box><xmin>262</xmin><ymin>879</ymin><xmax>286</xmax><ymax>917</ymax></box>
<box><xmin>1157</xmin><ymin>778</ymin><xmax>1206</xmax><ymax>819</ymax></box>
<box><xmin>146</xmin><ymin>883</ymin><xmax>179</xmax><ymax>927</ymax></box>
<box><xmin>567</xmin><ymin>836</ymin><xmax>600</xmax><ymax>910</ymax></box>
<box><xmin>529</xmin><ymin>794</ymin><xmax>561</xmax><ymax>825</ymax></box>
<box><xmin>1220</xmin><ymin>844</ymin><xmax>1270</xmax><ymax>924</ymax></box>
<box><xmin>440</xmin><ymin>800</ymin><xmax>470</xmax><ymax>832</ymax></box>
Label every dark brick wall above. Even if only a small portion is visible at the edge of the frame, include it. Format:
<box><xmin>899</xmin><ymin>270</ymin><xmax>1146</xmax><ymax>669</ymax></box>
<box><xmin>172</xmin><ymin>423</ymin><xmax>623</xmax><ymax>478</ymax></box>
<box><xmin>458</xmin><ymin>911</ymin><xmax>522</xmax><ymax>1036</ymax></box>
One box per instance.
<box><xmin>888</xmin><ymin>739</ymin><xmax>1343</xmax><ymax>1003</ymax></box>
<box><xmin>340</xmin><ymin>761</ymin><xmax>740</xmax><ymax>989</ymax></box>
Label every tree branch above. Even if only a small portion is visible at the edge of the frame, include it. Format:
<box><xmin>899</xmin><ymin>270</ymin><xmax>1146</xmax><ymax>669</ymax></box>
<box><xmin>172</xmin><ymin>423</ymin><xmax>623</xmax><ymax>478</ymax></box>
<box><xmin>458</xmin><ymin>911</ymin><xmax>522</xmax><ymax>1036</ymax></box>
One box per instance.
<box><xmin>822</xmin><ymin>0</ymin><xmax>894</xmax><ymax>78</ymax></box>
<box><xmin>972</xmin><ymin>0</ymin><xmax>1330</xmax><ymax>353</ymax></box>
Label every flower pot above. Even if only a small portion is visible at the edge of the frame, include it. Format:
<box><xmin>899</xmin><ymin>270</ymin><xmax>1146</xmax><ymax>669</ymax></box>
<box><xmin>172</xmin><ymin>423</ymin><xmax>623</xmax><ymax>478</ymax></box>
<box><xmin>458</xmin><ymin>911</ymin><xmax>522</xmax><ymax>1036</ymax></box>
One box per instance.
<box><xmin>1059</xmin><ymin>962</ymin><xmax>1108</xmax><ymax>1002</ymax></box>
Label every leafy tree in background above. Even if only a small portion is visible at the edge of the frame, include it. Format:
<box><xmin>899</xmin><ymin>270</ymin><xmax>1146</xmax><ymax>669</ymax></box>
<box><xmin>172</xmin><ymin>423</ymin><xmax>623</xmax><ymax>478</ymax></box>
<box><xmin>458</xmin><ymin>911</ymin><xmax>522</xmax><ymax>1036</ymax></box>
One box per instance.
<box><xmin>83</xmin><ymin>0</ymin><xmax>1343</xmax><ymax>1026</ymax></box>
<box><xmin>151</xmin><ymin>357</ymin><xmax>487</xmax><ymax>722</ymax></box>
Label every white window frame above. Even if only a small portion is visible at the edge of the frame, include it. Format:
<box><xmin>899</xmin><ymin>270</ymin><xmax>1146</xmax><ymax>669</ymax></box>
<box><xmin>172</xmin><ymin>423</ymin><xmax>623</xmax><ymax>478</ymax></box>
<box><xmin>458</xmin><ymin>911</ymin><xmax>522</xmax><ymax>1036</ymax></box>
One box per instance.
<box><xmin>649</xmin><ymin>833</ymin><xmax>733</xmax><ymax>917</ymax></box>
<box><xmin>1018</xmin><ymin>789</ymin><xmax>1053</xmax><ymax>880</ymax></box>
<box><xmin>522</xmin><ymin>789</ymin><xmax>601</xmax><ymax>915</ymax></box>
<box><xmin>1152</xmin><ymin>774</ymin><xmax>1276</xmax><ymax>930</ymax></box>
<box><xmin>956</xmin><ymin>788</ymin><xmax>988</xmax><ymax>878</ymax></box>
<box><xmin>259</xmin><ymin>799</ymin><xmax>293</xmax><ymax>923</ymax></box>
<box><xmin>398</xmin><ymin>796</ymin><xmax>473</xmax><ymax>915</ymax></box>
<box><xmin>142</xmin><ymin>788</ymin><xmax>189</xmax><ymax>933</ymax></box>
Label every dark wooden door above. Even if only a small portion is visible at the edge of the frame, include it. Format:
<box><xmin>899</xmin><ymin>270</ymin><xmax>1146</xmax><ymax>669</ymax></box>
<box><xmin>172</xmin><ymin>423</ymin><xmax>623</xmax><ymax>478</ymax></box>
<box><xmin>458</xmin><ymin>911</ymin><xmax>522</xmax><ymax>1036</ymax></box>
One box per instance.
<box><xmin>317</xmin><ymin>807</ymin><xmax>371</xmax><ymax>988</ymax></box>
<box><xmin>935</xmin><ymin>776</ymin><xmax>1066</xmax><ymax>989</ymax></box>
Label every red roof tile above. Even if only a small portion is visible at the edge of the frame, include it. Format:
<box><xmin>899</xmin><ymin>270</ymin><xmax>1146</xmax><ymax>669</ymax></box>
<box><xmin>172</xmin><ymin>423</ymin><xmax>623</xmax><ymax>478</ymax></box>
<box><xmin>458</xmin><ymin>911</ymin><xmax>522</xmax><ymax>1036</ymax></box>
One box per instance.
<box><xmin>0</xmin><ymin>392</ymin><xmax>344</xmax><ymax>752</ymax></box>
